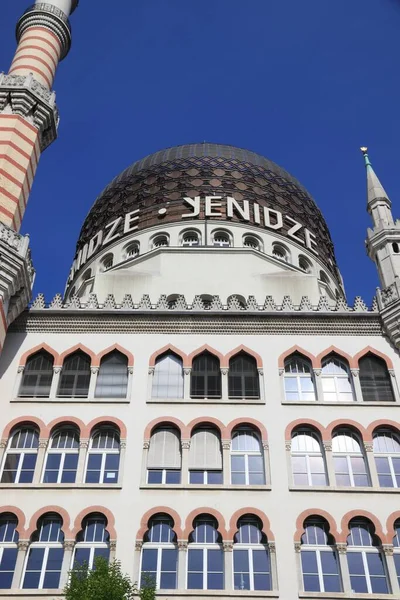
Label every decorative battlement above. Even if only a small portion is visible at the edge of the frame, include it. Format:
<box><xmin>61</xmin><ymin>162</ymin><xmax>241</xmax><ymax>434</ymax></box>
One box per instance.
<box><xmin>0</xmin><ymin>72</ymin><xmax>59</xmax><ymax>150</ymax></box>
<box><xmin>17</xmin><ymin>3</ymin><xmax>72</xmax><ymax>59</ymax></box>
<box><xmin>29</xmin><ymin>293</ymin><xmax>378</xmax><ymax>313</ymax></box>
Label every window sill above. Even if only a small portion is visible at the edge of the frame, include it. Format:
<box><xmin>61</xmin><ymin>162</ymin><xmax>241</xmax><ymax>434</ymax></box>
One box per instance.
<box><xmin>0</xmin><ymin>483</ymin><xmax>122</xmax><ymax>489</ymax></box>
<box><xmin>299</xmin><ymin>593</ymin><xmax>395</xmax><ymax>599</ymax></box>
<box><xmin>289</xmin><ymin>485</ymin><xmax>400</xmax><ymax>493</ymax></box>
<box><xmin>12</xmin><ymin>396</ymin><xmax>130</xmax><ymax>404</ymax></box>
<box><xmin>155</xmin><ymin>592</ymin><xmax>279</xmax><ymax>598</ymax></box>
<box><xmin>0</xmin><ymin>592</ymin><xmax>64</xmax><ymax>597</ymax></box>
<box><xmin>148</xmin><ymin>398</ymin><xmax>264</xmax><ymax>404</ymax></box>
<box><xmin>141</xmin><ymin>484</ymin><xmax>271</xmax><ymax>491</ymax></box>
<box><xmin>282</xmin><ymin>401</ymin><xmax>399</xmax><ymax>407</ymax></box>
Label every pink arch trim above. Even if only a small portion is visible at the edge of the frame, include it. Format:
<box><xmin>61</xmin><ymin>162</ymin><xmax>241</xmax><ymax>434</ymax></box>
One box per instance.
<box><xmin>93</xmin><ymin>344</ymin><xmax>134</xmax><ymax>368</ymax></box>
<box><xmin>86</xmin><ymin>416</ymin><xmax>127</xmax><ymax>438</ymax></box>
<box><xmin>315</xmin><ymin>346</ymin><xmax>354</xmax><ymax>369</ymax></box>
<box><xmin>295</xmin><ymin>509</ymin><xmax>339</xmax><ymax>541</ymax></box>
<box><xmin>278</xmin><ymin>346</ymin><xmax>317</xmax><ymax>369</ymax></box>
<box><xmin>72</xmin><ymin>506</ymin><xmax>116</xmax><ymax>539</ymax></box>
<box><xmin>184</xmin><ymin>508</ymin><xmax>227</xmax><ymax>538</ymax></box>
<box><xmin>367</xmin><ymin>420</ymin><xmax>400</xmax><ymax>439</ymax></box>
<box><xmin>285</xmin><ymin>419</ymin><xmax>327</xmax><ymax>441</ymax></box>
<box><xmin>228</xmin><ymin>508</ymin><xmax>274</xmax><ymax>541</ymax></box>
<box><xmin>187</xmin><ymin>344</ymin><xmax>224</xmax><ymax>367</ymax></box>
<box><xmin>144</xmin><ymin>417</ymin><xmax>185</xmax><ymax>440</ymax></box>
<box><xmin>2</xmin><ymin>416</ymin><xmax>46</xmax><ymax>439</ymax></box>
<box><xmin>149</xmin><ymin>345</ymin><xmax>189</xmax><ymax>368</ymax></box>
<box><xmin>19</xmin><ymin>343</ymin><xmax>59</xmax><ymax>367</ymax></box>
<box><xmin>187</xmin><ymin>416</ymin><xmax>227</xmax><ymax>438</ymax></box>
<box><xmin>353</xmin><ymin>346</ymin><xmax>394</xmax><ymax>370</ymax></box>
<box><xmin>222</xmin><ymin>345</ymin><xmax>263</xmax><ymax>368</ymax></box>
<box><xmin>0</xmin><ymin>506</ymin><xmax>26</xmax><ymax>536</ymax></box>
<box><xmin>326</xmin><ymin>419</ymin><xmax>369</xmax><ymax>441</ymax></box>
<box><xmin>227</xmin><ymin>418</ymin><xmax>268</xmax><ymax>442</ymax></box>
<box><xmin>56</xmin><ymin>344</ymin><xmax>96</xmax><ymax>366</ymax></box>
<box><xmin>136</xmin><ymin>507</ymin><xmax>183</xmax><ymax>539</ymax></box>
<box><xmin>26</xmin><ymin>506</ymin><xmax>71</xmax><ymax>538</ymax></box>
<box><xmin>386</xmin><ymin>512</ymin><xmax>400</xmax><ymax>545</ymax></box>
<box><xmin>340</xmin><ymin>511</ymin><xmax>384</xmax><ymax>544</ymax></box>
<box><xmin>47</xmin><ymin>417</ymin><xmax>86</xmax><ymax>437</ymax></box>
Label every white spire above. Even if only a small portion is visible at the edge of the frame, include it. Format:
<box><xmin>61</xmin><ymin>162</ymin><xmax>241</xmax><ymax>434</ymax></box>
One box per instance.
<box><xmin>361</xmin><ymin>147</ymin><xmax>393</xmax><ymax>227</ymax></box>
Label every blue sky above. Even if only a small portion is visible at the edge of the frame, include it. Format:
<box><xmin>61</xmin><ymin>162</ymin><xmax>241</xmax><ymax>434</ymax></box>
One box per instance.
<box><xmin>1</xmin><ymin>0</ymin><xmax>399</xmax><ymax>304</ymax></box>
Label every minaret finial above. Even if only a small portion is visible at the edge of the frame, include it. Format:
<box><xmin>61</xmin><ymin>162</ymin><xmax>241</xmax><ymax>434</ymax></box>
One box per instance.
<box><xmin>360</xmin><ymin>146</ymin><xmax>390</xmax><ymax>210</ymax></box>
<box><xmin>360</xmin><ymin>146</ymin><xmax>372</xmax><ymax>167</ymax></box>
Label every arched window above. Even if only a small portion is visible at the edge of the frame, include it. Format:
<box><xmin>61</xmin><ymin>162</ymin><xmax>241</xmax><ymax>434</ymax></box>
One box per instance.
<box><xmin>22</xmin><ymin>514</ymin><xmax>64</xmax><ymax>589</ymax></box>
<box><xmin>347</xmin><ymin>519</ymin><xmax>388</xmax><ymax>594</ymax></box>
<box><xmin>392</xmin><ymin>520</ymin><xmax>400</xmax><ymax>587</ymax></box>
<box><xmin>42</xmin><ymin>428</ymin><xmax>79</xmax><ymax>484</ymax></box>
<box><xmin>319</xmin><ymin>271</ymin><xmax>329</xmax><ymax>284</ymax></box>
<box><xmin>58</xmin><ymin>351</ymin><xmax>91</xmax><ymax>398</ymax></box>
<box><xmin>212</xmin><ymin>231</ymin><xmax>231</xmax><ymax>247</ymax></box>
<box><xmin>182</xmin><ymin>231</ymin><xmax>200</xmax><ymax>247</ymax></box>
<box><xmin>243</xmin><ymin>236</ymin><xmax>262</xmax><ymax>251</ymax></box>
<box><xmin>95</xmin><ymin>351</ymin><xmax>128</xmax><ymax>398</ymax></box>
<box><xmin>152</xmin><ymin>353</ymin><xmax>184</xmax><ymax>399</ymax></box>
<box><xmin>188</xmin><ymin>516</ymin><xmax>223</xmax><ymax>590</ymax></box>
<box><xmin>147</xmin><ymin>427</ymin><xmax>181</xmax><ymax>484</ymax></box>
<box><xmin>191</xmin><ymin>352</ymin><xmax>221</xmax><ymax>399</ymax></box>
<box><xmin>321</xmin><ymin>354</ymin><xmax>354</xmax><ymax>402</ymax></box>
<box><xmin>85</xmin><ymin>428</ymin><xmax>120</xmax><ymax>484</ymax></box>
<box><xmin>332</xmin><ymin>430</ymin><xmax>369</xmax><ymax>487</ymax></box>
<box><xmin>141</xmin><ymin>515</ymin><xmax>177</xmax><ymax>589</ymax></box>
<box><xmin>300</xmin><ymin>518</ymin><xmax>341</xmax><ymax>593</ymax></box>
<box><xmin>233</xmin><ymin>516</ymin><xmax>271</xmax><ymax>591</ymax></box>
<box><xmin>291</xmin><ymin>430</ymin><xmax>327</xmax><ymax>486</ymax></box>
<box><xmin>228</xmin><ymin>353</ymin><xmax>260</xmax><ymax>399</ymax></box>
<box><xmin>73</xmin><ymin>514</ymin><xmax>110</xmax><ymax>570</ymax></box>
<box><xmin>19</xmin><ymin>351</ymin><xmax>54</xmax><ymax>397</ymax></box>
<box><xmin>1</xmin><ymin>427</ymin><xmax>39</xmax><ymax>483</ymax></box>
<box><xmin>373</xmin><ymin>430</ymin><xmax>400</xmax><ymax>488</ymax></box>
<box><xmin>102</xmin><ymin>254</ymin><xmax>114</xmax><ymax>271</ymax></box>
<box><xmin>359</xmin><ymin>354</ymin><xmax>394</xmax><ymax>402</ymax></box>
<box><xmin>299</xmin><ymin>256</ymin><xmax>312</xmax><ymax>273</ymax></box>
<box><xmin>272</xmin><ymin>243</ymin><xmax>289</xmax><ymax>262</ymax></box>
<box><xmin>0</xmin><ymin>514</ymin><xmax>19</xmax><ymax>589</ymax></box>
<box><xmin>284</xmin><ymin>354</ymin><xmax>316</xmax><ymax>402</ymax></box>
<box><xmin>125</xmin><ymin>242</ymin><xmax>139</xmax><ymax>258</ymax></box>
<box><xmin>152</xmin><ymin>235</ymin><xmax>169</xmax><ymax>249</ymax></box>
<box><xmin>189</xmin><ymin>427</ymin><xmax>222</xmax><ymax>484</ymax></box>
<box><xmin>231</xmin><ymin>428</ymin><xmax>265</xmax><ymax>485</ymax></box>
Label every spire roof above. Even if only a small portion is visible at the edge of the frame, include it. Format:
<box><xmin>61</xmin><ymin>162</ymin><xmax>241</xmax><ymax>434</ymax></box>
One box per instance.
<box><xmin>360</xmin><ymin>147</ymin><xmax>390</xmax><ymax>206</ymax></box>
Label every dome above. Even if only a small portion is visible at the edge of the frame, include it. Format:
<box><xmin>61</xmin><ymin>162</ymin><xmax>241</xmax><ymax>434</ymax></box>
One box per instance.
<box><xmin>74</xmin><ymin>143</ymin><xmax>339</xmax><ymax>278</ymax></box>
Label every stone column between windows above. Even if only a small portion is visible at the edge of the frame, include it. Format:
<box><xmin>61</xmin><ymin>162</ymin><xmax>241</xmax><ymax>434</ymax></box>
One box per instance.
<box><xmin>313</xmin><ymin>369</ymin><xmax>324</xmax><ymax>402</ymax></box>
<box><xmin>262</xmin><ymin>442</ymin><xmax>270</xmax><ymax>485</ymax></box>
<box><xmin>60</xmin><ymin>540</ymin><xmax>75</xmax><ymax>588</ymax></box>
<box><xmin>389</xmin><ymin>370</ymin><xmax>400</xmax><ymax>403</ymax></box>
<box><xmin>147</xmin><ymin>368</ymin><xmax>155</xmax><ymax>401</ymax></box>
<box><xmin>323</xmin><ymin>441</ymin><xmax>335</xmax><ymax>487</ymax></box>
<box><xmin>109</xmin><ymin>540</ymin><xmax>117</xmax><ymax>563</ymax></box>
<box><xmin>223</xmin><ymin>542</ymin><xmax>233</xmax><ymax>591</ymax></box>
<box><xmin>0</xmin><ymin>438</ymin><xmax>7</xmax><ymax>469</ymax></box>
<box><xmin>294</xmin><ymin>543</ymin><xmax>305</xmax><ymax>592</ymax></box>
<box><xmin>364</xmin><ymin>442</ymin><xmax>379</xmax><ymax>487</ymax></box>
<box><xmin>134</xmin><ymin>541</ymin><xmax>143</xmax><ymax>585</ymax></box>
<box><xmin>88</xmin><ymin>367</ymin><xmax>99</xmax><ymax>399</ymax></box>
<box><xmin>183</xmin><ymin>368</ymin><xmax>191</xmax><ymax>401</ymax></box>
<box><xmin>221</xmin><ymin>368</ymin><xmax>229</xmax><ymax>400</ymax></box>
<box><xmin>141</xmin><ymin>441</ymin><xmax>150</xmax><ymax>484</ymax></box>
<box><xmin>76</xmin><ymin>439</ymin><xmax>89</xmax><ymax>483</ymax></box>
<box><xmin>13</xmin><ymin>366</ymin><xmax>24</xmax><ymax>397</ymax></box>
<box><xmin>177</xmin><ymin>541</ymin><xmax>187</xmax><ymax>589</ymax></box>
<box><xmin>127</xmin><ymin>366</ymin><xmax>134</xmax><ymax>401</ymax></box>
<box><xmin>12</xmin><ymin>540</ymin><xmax>29</xmax><ymax>588</ymax></box>
<box><xmin>258</xmin><ymin>368</ymin><xmax>265</xmax><ymax>403</ymax></box>
<box><xmin>268</xmin><ymin>542</ymin><xmax>277</xmax><ymax>590</ymax></box>
<box><xmin>383</xmin><ymin>545</ymin><xmax>400</xmax><ymax>594</ymax></box>
<box><xmin>336</xmin><ymin>543</ymin><xmax>351</xmax><ymax>593</ymax></box>
<box><xmin>350</xmin><ymin>369</ymin><xmax>363</xmax><ymax>402</ymax></box>
<box><xmin>49</xmin><ymin>366</ymin><xmax>61</xmax><ymax>398</ymax></box>
<box><xmin>222</xmin><ymin>440</ymin><xmax>231</xmax><ymax>485</ymax></box>
<box><xmin>119</xmin><ymin>440</ymin><xmax>127</xmax><ymax>485</ymax></box>
<box><xmin>285</xmin><ymin>441</ymin><xmax>293</xmax><ymax>486</ymax></box>
<box><xmin>33</xmin><ymin>438</ymin><xmax>48</xmax><ymax>483</ymax></box>
<box><xmin>181</xmin><ymin>439</ymin><xmax>190</xmax><ymax>485</ymax></box>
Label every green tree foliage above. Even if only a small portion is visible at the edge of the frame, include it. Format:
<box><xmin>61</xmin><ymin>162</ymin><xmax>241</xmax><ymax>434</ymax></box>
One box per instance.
<box><xmin>65</xmin><ymin>558</ymin><xmax>136</xmax><ymax>600</ymax></box>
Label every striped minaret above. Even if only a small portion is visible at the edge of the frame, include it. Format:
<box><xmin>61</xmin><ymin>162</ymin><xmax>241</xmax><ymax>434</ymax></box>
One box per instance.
<box><xmin>0</xmin><ymin>0</ymin><xmax>79</xmax><ymax>351</ymax></box>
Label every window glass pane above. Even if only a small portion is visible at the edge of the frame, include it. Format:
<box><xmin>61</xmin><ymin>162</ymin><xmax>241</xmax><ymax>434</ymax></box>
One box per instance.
<box><xmin>74</xmin><ymin>548</ymin><xmax>90</xmax><ymax>567</ymax></box>
<box><xmin>254</xmin><ymin>573</ymin><xmax>271</xmax><ymax>590</ymax></box>
<box><xmin>301</xmin><ymin>550</ymin><xmax>318</xmax><ymax>574</ymax></box>
<box><xmin>95</xmin><ymin>352</ymin><xmax>128</xmax><ymax>398</ymax></box>
<box><xmin>142</xmin><ymin>548</ymin><xmax>157</xmax><ymax>572</ymax></box>
<box><xmin>323</xmin><ymin>574</ymin><xmax>342</xmax><ymax>593</ymax></box>
<box><xmin>347</xmin><ymin>552</ymin><xmax>365</xmax><ymax>574</ymax></box>
<box><xmin>303</xmin><ymin>575</ymin><xmax>321</xmax><ymax>592</ymax></box>
<box><xmin>367</xmin><ymin>552</ymin><xmax>386</xmax><ymax>576</ymax></box>
<box><xmin>152</xmin><ymin>354</ymin><xmax>183</xmax><ymax>399</ymax></box>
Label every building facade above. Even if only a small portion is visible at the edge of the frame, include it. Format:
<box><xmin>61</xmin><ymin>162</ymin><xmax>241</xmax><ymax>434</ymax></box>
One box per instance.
<box><xmin>1</xmin><ymin>3</ymin><xmax>400</xmax><ymax>600</ymax></box>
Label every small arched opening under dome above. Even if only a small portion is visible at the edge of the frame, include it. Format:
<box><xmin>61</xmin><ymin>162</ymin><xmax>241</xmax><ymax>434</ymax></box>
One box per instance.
<box><xmin>243</xmin><ymin>235</ymin><xmax>262</xmax><ymax>251</ymax></box>
<box><xmin>272</xmin><ymin>243</ymin><xmax>290</xmax><ymax>263</ymax></box>
<box><xmin>299</xmin><ymin>255</ymin><xmax>312</xmax><ymax>274</ymax></box>
<box><xmin>167</xmin><ymin>294</ymin><xmax>180</xmax><ymax>309</ymax></box>
<box><xmin>188</xmin><ymin>515</ymin><xmax>223</xmax><ymax>590</ymax></box>
<box><xmin>181</xmin><ymin>230</ymin><xmax>201</xmax><ymax>247</ymax></box>
<box><xmin>300</xmin><ymin>516</ymin><xmax>341</xmax><ymax>593</ymax></box>
<box><xmin>19</xmin><ymin>351</ymin><xmax>54</xmax><ymax>398</ymax></box>
<box><xmin>73</xmin><ymin>513</ymin><xmax>110</xmax><ymax>571</ymax></box>
<box><xmin>319</xmin><ymin>271</ymin><xmax>330</xmax><ymax>284</ymax></box>
<box><xmin>227</xmin><ymin>294</ymin><xmax>246</xmax><ymax>309</ymax></box>
<box><xmin>233</xmin><ymin>515</ymin><xmax>271</xmax><ymax>591</ymax></box>
<box><xmin>152</xmin><ymin>234</ymin><xmax>169</xmax><ymax>250</ymax></box>
<box><xmin>393</xmin><ymin>242</ymin><xmax>400</xmax><ymax>254</ymax></box>
<box><xmin>124</xmin><ymin>242</ymin><xmax>140</xmax><ymax>259</ymax></box>
<box><xmin>141</xmin><ymin>514</ymin><xmax>178</xmax><ymax>590</ymax></box>
<box><xmin>101</xmin><ymin>254</ymin><xmax>114</xmax><ymax>272</ymax></box>
<box><xmin>200</xmin><ymin>294</ymin><xmax>213</xmax><ymax>309</ymax></box>
<box><xmin>212</xmin><ymin>230</ymin><xmax>231</xmax><ymax>248</ymax></box>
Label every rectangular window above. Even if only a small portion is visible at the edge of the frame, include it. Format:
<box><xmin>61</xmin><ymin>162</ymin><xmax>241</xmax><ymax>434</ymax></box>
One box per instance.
<box><xmin>147</xmin><ymin>470</ymin><xmax>181</xmax><ymax>484</ymax></box>
<box><xmin>347</xmin><ymin>551</ymin><xmax>388</xmax><ymax>594</ymax></box>
<box><xmin>1</xmin><ymin>453</ymin><xmax>37</xmax><ymax>484</ymax></box>
<box><xmin>189</xmin><ymin>470</ymin><xmax>223</xmax><ymax>484</ymax></box>
<box><xmin>187</xmin><ymin>548</ymin><xmax>223</xmax><ymax>590</ymax></box>
<box><xmin>23</xmin><ymin>547</ymin><xmax>64</xmax><ymax>589</ymax></box>
<box><xmin>141</xmin><ymin>548</ymin><xmax>177</xmax><ymax>590</ymax></box>
<box><xmin>0</xmin><ymin>548</ymin><xmax>18</xmax><ymax>589</ymax></box>
<box><xmin>43</xmin><ymin>453</ymin><xmax>79</xmax><ymax>484</ymax></box>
